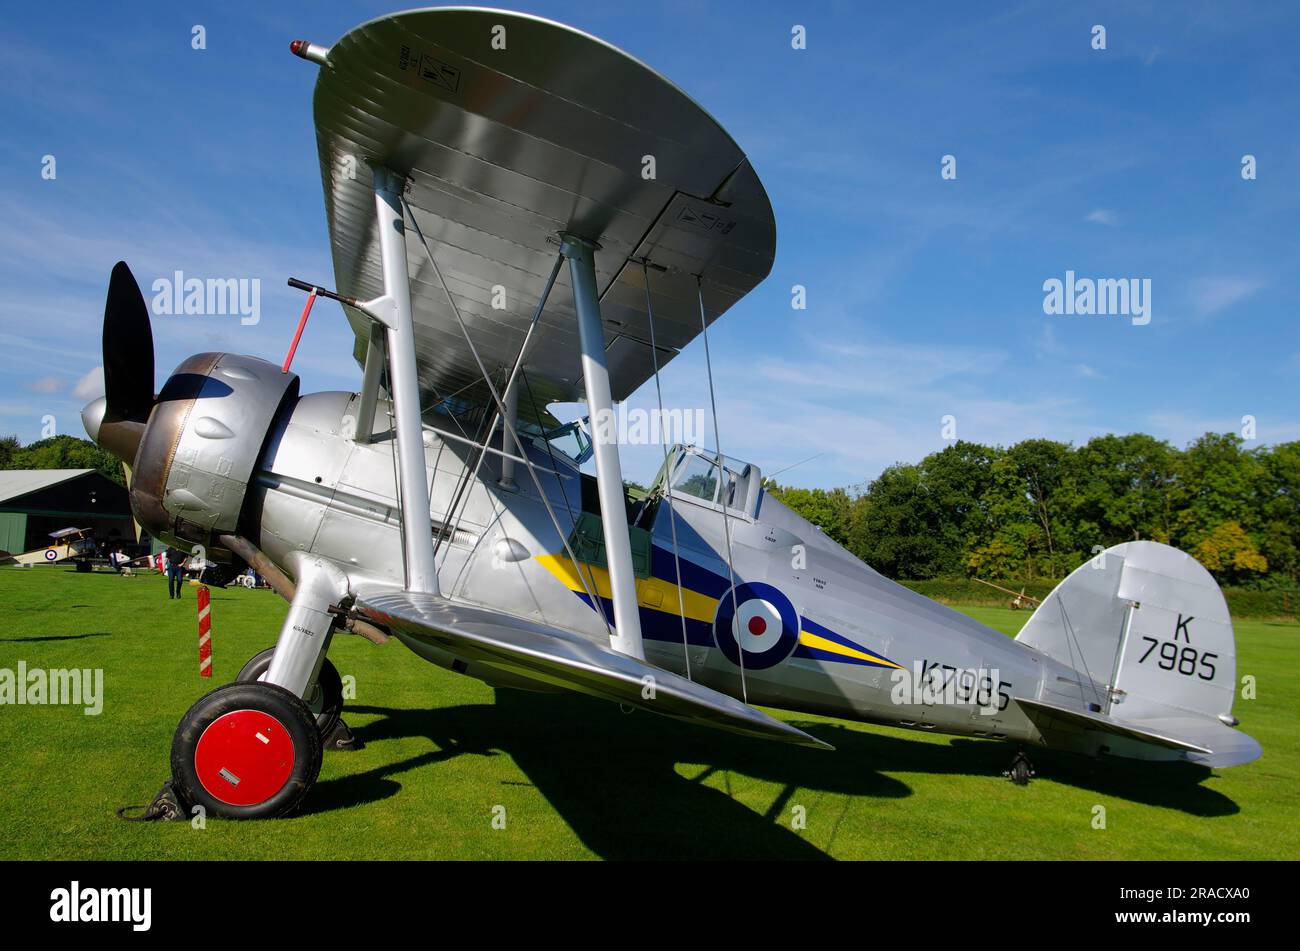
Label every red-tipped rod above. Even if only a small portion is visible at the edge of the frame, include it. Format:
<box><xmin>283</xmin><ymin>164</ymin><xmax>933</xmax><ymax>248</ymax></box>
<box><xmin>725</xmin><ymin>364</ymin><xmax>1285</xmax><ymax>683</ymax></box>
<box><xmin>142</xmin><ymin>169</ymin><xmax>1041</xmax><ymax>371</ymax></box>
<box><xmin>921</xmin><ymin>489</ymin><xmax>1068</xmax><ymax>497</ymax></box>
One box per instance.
<box><xmin>289</xmin><ymin>39</ymin><xmax>329</xmax><ymax>65</ymax></box>
<box><xmin>282</xmin><ymin>288</ymin><xmax>317</xmax><ymax>373</ymax></box>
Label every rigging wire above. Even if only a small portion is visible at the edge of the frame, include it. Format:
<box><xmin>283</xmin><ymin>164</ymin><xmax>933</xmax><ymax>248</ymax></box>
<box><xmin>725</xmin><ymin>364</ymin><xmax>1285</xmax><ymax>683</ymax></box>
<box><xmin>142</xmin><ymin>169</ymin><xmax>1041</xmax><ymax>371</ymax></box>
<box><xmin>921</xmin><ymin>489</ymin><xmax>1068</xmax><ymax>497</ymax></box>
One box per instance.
<box><xmin>696</xmin><ymin>275</ymin><xmax>747</xmax><ymax>702</ymax></box>
<box><xmin>520</xmin><ymin>367</ymin><xmax>612</xmax><ymax>637</ymax></box>
<box><xmin>400</xmin><ymin>197</ymin><xmax>609</xmax><ymax>632</ymax></box>
<box><xmin>642</xmin><ymin>261</ymin><xmax>692</xmax><ymax>681</ymax></box>
<box><xmin>1056</xmin><ymin>596</ymin><xmax>1107</xmax><ymax>709</ymax></box>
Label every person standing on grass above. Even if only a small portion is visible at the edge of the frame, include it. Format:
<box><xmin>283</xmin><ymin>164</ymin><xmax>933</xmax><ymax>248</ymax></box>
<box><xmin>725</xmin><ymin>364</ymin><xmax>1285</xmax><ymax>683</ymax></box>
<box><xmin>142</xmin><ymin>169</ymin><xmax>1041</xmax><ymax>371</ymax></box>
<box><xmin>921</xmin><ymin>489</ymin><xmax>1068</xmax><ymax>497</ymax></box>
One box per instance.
<box><xmin>164</xmin><ymin>546</ymin><xmax>186</xmax><ymax>600</ymax></box>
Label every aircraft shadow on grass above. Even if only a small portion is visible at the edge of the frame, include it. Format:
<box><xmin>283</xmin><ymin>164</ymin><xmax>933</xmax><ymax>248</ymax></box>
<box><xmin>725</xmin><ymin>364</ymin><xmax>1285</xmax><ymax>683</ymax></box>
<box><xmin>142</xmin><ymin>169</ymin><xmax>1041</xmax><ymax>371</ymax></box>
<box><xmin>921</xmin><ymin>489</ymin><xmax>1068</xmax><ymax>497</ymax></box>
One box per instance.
<box><xmin>302</xmin><ymin>688</ymin><xmax>1239</xmax><ymax>859</ymax></box>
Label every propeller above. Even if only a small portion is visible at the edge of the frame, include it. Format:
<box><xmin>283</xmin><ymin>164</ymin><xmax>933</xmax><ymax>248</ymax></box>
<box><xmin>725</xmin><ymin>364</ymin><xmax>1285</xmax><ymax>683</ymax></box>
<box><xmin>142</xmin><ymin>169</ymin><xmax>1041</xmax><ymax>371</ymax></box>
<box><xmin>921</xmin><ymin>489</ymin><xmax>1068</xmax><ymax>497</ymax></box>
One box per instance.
<box><xmin>102</xmin><ymin>261</ymin><xmax>155</xmax><ymax>422</ymax></box>
<box><xmin>82</xmin><ymin>261</ymin><xmax>156</xmax><ymax>466</ymax></box>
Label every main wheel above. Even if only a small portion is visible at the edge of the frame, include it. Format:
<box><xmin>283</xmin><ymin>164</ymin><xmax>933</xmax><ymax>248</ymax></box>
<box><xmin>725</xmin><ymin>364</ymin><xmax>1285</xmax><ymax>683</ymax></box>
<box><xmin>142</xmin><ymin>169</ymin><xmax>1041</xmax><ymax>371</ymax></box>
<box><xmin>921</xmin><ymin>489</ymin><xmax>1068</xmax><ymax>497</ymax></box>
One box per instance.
<box><xmin>237</xmin><ymin>648</ymin><xmax>343</xmax><ymax>738</ymax></box>
<box><xmin>171</xmin><ymin>681</ymin><xmax>322</xmax><ymax>819</ymax></box>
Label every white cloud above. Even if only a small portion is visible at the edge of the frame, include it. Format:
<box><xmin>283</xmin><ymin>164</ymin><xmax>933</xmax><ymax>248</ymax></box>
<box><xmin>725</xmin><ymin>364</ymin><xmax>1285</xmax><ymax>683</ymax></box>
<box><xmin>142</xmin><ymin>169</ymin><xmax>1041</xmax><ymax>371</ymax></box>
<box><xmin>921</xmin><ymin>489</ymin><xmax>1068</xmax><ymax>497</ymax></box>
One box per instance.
<box><xmin>1189</xmin><ymin>276</ymin><xmax>1263</xmax><ymax>317</ymax></box>
<box><xmin>73</xmin><ymin>366</ymin><xmax>104</xmax><ymax>401</ymax></box>
<box><xmin>26</xmin><ymin>376</ymin><xmax>63</xmax><ymax>394</ymax></box>
<box><xmin>1035</xmin><ymin>324</ymin><xmax>1065</xmax><ymax>358</ymax></box>
<box><xmin>1085</xmin><ymin>209</ymin><xmax>1119</xmax><ymax>226</ymax></box>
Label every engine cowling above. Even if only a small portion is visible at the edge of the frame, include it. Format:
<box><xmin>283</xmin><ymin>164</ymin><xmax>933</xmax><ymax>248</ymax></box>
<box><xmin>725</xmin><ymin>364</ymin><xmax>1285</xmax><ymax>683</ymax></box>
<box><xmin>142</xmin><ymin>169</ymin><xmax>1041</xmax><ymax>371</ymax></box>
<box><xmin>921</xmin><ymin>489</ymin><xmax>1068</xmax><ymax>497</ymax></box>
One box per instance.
<box><xmin>86</xmin><ymin>352</ymin><xmax>298</xmax><ymax>549</ymax></box>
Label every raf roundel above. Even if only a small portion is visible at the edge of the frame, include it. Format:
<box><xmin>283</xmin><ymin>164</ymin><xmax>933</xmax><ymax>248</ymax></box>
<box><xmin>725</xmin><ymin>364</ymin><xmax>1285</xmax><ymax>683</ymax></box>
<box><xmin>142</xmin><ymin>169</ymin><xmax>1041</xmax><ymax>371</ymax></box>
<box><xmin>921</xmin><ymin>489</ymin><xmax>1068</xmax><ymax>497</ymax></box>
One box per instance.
<box><xmin>713</xmin><ymin>582</ymin><xmax>800</xmax><ymax>670</ymax></box>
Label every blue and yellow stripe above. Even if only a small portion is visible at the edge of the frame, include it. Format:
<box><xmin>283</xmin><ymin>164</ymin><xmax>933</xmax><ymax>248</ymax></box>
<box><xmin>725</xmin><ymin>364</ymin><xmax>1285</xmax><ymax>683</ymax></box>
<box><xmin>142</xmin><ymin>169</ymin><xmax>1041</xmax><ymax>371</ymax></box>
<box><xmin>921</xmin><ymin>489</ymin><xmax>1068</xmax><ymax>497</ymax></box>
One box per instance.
<box><xmin>537</xmin><ymin>547</ymin><xmax>901</xmax><ymax>670</ymax></box>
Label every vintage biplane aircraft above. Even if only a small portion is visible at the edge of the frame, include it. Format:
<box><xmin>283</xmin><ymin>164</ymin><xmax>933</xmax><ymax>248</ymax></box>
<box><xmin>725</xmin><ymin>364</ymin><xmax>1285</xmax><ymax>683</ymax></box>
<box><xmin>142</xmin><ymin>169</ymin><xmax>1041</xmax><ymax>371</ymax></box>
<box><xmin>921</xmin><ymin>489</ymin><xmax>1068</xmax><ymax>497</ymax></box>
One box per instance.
<box><xmin>80</xmin><ymin>7</ymin><xmax>1260</xmax><ymax>818</ymax></box>
<box><xmin>1</xmin><ymin>526</ymin><xmax>97</xmax><ymax>568</ymax></box>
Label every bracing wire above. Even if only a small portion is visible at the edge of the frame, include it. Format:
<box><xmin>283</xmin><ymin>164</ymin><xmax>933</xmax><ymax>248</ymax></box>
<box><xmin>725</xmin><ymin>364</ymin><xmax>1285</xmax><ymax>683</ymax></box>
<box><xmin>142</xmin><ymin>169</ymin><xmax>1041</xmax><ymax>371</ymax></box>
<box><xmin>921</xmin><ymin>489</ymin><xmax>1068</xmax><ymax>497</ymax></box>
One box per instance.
<box><xmin>642</xmin><ymin>261</ymin><xmax>692</xmax><ymax>681</ymax></box>
<box><xmin>1056</xmin><ymin>596</ymin><xmax>1107</xmax><ymax>709</ymax></box>
<box><xmin>520</xmin><ymin>368</ymin><xmax>612</xmax><ymax>637</ymax></box>
<box><xmin>696</xmin><ymin>275</ymin><xmax>747</xmax><ymax>702</ymax></box>
<box><xmin>401</xmin><ymin>197</ymin><xmax>609</xmax><ymax>633</ymax></box>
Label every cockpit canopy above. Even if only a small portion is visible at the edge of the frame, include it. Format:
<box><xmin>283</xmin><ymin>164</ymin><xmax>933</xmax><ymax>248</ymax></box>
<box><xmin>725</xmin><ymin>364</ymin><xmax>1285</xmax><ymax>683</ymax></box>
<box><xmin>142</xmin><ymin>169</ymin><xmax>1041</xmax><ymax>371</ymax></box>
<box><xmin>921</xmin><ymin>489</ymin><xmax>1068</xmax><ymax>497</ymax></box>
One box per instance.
<box><xmin>653</xmin><ymin>444</ymin><xmax>762</xmax><ymax>519</ymax></box>
<box><xmin>518</xmin><ymin>418</ymin><xmax>594</xmax><ymax>467</ymax></box>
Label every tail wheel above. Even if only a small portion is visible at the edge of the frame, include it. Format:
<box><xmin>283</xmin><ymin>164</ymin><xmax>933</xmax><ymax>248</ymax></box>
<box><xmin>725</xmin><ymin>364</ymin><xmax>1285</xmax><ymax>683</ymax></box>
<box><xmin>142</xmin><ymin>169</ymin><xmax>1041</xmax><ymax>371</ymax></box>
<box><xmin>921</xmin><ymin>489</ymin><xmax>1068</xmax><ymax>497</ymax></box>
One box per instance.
<box><xmin>237</xmin><ymin>647</ymin><xmax>343</xmax><ymax>738</ymax></box>
<box><xmin>171</xmin><ymin>682</ymin><xmax>322</xmax><ymax>819</ymax></box>
<box><xmin>1005</xmin><ymin>750</ymin><xmax>1035</xmax><ymax>786</ymax></box>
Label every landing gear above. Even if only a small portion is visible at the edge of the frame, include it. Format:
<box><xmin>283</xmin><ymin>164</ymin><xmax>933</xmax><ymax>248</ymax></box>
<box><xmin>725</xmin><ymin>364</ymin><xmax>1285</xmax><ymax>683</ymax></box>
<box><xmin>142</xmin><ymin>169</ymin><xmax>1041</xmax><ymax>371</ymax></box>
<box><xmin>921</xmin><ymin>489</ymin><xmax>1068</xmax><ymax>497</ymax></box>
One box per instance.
<box><xmin>238</xmin><ymin>647</ymin><xmax>343</xmax><ymax>738</ymax></box>
<box><xmin>170</xmin><ymin>682</ymin><xmax>323</xmax><ymax>819</ymax></box>
<box><xmin>167</xmin><ymin>552</ymin><xmax>352</xmax><ymax>819</ymax></box>
<box><xmin>1004</xmin><ymin>749</ymin><xmax>1036</xmax><ymax>786</ymax></box>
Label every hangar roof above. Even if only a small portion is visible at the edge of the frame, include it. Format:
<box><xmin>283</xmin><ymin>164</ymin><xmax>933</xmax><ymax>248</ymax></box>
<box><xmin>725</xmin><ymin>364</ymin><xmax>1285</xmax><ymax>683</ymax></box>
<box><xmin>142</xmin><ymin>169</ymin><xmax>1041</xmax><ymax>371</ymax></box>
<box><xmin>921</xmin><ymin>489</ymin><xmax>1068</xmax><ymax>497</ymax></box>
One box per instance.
<box><xmin>0</xmin><ymin>469</ymin><xmax>95</xmax><ymax>505</ymax></box>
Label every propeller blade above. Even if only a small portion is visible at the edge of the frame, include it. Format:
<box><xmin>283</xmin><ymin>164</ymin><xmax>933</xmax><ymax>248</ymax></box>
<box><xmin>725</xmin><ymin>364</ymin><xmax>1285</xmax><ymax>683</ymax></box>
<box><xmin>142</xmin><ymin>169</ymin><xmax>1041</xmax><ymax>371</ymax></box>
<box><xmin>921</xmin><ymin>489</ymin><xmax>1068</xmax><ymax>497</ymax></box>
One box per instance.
<box><xmin>102</xmin><ymin>261</ymin><xmax>155</xmax><ymax>421</ymax></box>
<box><xmin>122</xmin><ymin>462</ymin><xmax>143</xmax><ymax>542</ymax></box>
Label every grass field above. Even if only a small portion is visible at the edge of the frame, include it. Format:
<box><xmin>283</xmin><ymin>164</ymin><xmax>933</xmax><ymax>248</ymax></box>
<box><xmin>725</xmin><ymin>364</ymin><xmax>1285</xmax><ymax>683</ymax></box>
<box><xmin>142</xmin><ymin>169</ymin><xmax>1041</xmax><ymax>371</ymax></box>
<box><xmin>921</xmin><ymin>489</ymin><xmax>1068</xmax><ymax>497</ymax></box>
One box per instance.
<box><xmin>0</xmin><ymin>566</ymin><xmax>1295</xmax><ymax>860</ymax></box>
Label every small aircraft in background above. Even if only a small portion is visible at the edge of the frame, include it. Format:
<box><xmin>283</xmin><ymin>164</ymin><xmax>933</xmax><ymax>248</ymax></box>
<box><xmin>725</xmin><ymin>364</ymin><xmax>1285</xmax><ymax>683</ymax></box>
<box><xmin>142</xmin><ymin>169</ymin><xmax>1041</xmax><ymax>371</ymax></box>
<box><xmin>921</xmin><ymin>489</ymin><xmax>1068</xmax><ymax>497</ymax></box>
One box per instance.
<box><xmin>974</xmin><ymin>578</ymin><xmax>1044</xmax><ymax>611</ymax></box>
<box><xmin>81</xmin><ymin>7</ymin><xmax>1260</xmax><ymax>819</ymax></box>
<box><xmin>1</xmin><ymin>526</ymin><xmax>97</xmax><ymax>569</ymax></box>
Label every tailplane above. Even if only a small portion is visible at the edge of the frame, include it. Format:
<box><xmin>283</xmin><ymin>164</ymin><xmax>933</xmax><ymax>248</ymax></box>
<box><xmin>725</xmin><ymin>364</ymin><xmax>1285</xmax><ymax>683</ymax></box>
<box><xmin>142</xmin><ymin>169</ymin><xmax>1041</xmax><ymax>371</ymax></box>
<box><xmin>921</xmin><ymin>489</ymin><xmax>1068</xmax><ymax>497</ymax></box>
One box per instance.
<box><xmin>1014</xmin><ymin>541</ymin><xmax>1260</xmax><ymax>767</ymax></box>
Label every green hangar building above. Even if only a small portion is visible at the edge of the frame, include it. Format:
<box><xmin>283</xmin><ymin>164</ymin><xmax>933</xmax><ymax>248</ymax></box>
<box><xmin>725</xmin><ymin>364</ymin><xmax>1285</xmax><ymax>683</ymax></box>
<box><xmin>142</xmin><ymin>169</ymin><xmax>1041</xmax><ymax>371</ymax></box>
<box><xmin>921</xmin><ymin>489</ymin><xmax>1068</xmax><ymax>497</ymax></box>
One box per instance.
<box><xmin>0</xmin><ymin>469</ymin><xmax>134</xmax><ymax>556</ymax></box>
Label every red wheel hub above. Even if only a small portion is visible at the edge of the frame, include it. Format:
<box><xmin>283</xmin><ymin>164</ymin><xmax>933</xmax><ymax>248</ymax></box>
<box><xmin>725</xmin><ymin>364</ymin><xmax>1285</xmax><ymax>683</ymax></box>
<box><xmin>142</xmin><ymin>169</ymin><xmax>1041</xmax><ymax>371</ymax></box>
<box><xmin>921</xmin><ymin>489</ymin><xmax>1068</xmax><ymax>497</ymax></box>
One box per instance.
<box><xmin>194</xmin><ymin>709</ymin><xmax>296</xmax><ymax>806</ymax></box>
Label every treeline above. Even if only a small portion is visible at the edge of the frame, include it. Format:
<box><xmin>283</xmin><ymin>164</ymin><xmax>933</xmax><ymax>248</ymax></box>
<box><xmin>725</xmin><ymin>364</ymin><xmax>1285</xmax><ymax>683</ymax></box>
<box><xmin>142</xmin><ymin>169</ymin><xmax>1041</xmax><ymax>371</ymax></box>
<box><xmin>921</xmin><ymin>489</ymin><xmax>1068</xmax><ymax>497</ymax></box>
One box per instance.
<box><xmin>0</xmin><ymin>434</ymin><xmax>127</xmax><ymax>486</ymax></box>
<box><xmin>767</xmin><ymin>433</ymin><xmax>1300</xmax><ymax>588</ymax></box>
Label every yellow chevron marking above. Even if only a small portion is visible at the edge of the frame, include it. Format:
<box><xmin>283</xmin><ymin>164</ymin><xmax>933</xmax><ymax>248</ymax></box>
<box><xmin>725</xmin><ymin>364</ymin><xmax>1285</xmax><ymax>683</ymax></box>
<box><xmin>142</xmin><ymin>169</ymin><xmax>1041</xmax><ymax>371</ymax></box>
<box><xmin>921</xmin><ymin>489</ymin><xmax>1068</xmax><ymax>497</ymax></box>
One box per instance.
<box><xmin>535</xmin><ymin>554</ymin><xmax>719</xmax><ymax>623</ymax></box>
<box><xmin>798</xmin><ymin>630</ymin><xmax>903</xmax><ymax>668</ymax></box>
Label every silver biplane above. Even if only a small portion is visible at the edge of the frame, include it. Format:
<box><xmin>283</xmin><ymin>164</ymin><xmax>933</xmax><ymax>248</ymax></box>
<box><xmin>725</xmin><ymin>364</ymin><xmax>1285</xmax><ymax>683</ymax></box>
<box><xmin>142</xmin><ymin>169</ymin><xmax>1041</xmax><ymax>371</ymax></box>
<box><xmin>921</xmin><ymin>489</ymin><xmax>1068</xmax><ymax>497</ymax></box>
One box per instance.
<box><xmin>82</xmin><ymin>8</ymin><xmax>1260</xmax><ymax>818</ymax></box>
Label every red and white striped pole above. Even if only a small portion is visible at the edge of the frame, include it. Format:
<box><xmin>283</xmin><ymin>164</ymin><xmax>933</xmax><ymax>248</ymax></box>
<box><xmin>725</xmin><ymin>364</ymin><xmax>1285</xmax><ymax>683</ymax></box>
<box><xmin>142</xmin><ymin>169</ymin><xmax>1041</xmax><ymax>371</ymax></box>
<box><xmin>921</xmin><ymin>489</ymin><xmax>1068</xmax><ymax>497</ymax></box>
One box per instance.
<box><xmin>197</xmin><ymin>586</ymin><xmax>213</xmax><ymax>678</ymax></box>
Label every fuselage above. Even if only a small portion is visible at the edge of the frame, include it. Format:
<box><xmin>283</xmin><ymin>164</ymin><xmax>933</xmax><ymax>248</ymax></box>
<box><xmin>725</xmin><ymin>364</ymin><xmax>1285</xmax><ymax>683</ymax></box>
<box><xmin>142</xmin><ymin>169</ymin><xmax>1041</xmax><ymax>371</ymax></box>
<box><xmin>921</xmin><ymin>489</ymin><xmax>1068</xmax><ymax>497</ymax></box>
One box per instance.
<box><xmin>253</xmin><ymin>390</ymin><xmax>1083</xmax><ymax>748</ymax></box>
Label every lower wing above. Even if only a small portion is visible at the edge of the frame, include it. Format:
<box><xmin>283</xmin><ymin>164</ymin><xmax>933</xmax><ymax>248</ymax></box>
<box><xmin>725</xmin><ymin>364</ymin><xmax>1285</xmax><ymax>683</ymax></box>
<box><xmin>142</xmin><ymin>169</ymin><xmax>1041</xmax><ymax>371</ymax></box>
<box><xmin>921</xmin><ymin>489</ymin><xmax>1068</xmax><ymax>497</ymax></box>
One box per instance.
<box><xmin>354</xmin><ymin>590</ymin><xmax>830</xmax><ymax>750</ymax></box>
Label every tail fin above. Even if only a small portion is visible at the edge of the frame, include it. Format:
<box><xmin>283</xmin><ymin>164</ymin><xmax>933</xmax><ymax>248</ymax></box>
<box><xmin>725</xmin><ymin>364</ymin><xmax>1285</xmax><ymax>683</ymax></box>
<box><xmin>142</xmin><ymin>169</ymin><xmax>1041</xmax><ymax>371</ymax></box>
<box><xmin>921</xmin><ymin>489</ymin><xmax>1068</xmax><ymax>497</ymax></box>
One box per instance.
<box><xmin>1015</xmin><ymin>541</ymin><xmax>1260</xmax><ymax>767</ymax></box>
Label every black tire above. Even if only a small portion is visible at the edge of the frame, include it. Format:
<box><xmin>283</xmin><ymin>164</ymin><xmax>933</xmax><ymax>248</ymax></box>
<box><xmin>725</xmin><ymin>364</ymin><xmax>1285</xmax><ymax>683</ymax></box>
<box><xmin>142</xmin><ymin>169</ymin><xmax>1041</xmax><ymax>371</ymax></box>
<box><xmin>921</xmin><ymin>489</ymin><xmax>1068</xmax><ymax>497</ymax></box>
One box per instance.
<box><xmin>170</xmin><ymin>681</ymin><xmax>322</xmax><ymax>820</ymax></box>
<box><xmin>238</xmin><ymin>648</ymin><xmax>343</xmax><ymax>738</ymax></box>
<box><xmin>1011</xmin><ymin>759</ymin><xmax>1032</xmax><ymax>786</ymax></box>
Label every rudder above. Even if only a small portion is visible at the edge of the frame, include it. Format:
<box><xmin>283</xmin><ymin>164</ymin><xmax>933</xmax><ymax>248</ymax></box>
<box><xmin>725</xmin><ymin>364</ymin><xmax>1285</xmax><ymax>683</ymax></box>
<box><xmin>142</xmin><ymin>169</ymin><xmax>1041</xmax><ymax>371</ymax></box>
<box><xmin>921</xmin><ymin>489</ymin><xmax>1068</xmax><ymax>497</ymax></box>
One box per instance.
<box><xmin>1015</xmin><ymin>542</ymin><xmax>1255</xmax><ymax>764</ymax></box>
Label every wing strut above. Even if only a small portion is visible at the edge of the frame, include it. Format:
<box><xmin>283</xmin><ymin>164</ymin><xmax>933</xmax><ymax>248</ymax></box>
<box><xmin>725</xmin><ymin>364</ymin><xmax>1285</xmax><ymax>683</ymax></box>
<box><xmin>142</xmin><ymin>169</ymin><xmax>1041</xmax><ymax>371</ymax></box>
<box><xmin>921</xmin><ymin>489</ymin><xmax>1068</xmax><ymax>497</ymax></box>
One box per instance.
<box><xmin>560</xmin><ymin>234</ymin><xmax>645</xmax><ymax>661</ymax></box>
<box><xmin>363</xmin><ymin>167</ymin><xmax>439</xmax><ymax>595</ymax></box>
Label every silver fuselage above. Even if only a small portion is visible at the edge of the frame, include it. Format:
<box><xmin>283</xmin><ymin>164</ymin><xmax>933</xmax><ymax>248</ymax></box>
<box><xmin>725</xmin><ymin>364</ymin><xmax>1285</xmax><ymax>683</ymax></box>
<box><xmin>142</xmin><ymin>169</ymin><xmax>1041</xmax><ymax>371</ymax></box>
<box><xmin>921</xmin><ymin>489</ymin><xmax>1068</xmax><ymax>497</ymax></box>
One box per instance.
<box><xmin>254</xmin><ymin>390</ymin><xmax>1084</xmax><ymax>749</ymax></box>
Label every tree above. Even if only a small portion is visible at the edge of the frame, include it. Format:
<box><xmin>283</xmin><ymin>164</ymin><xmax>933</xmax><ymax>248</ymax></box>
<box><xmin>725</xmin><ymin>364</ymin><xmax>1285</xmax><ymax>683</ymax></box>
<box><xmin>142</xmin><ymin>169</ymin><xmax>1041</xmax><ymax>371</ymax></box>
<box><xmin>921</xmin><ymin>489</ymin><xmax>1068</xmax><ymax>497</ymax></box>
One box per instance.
<box><xmin>1073</xmin><ymin>433</ymin><xmax>1178</xmax><ymax>545</ymax></box>
<box><xmin>1258</xmin><ymin>441</ymin><xmax>1300</xmax><ymax>583</ymax></box>
<box><xmin>767</xmin><ymin>484</ymin><xmax>855</xmax><ymax>547</ymax></box>
<box><xmin>3</xmin><ymin>435</ymin><xmax>127</xmax><ymax>486</ymax></box>
<box><xmin>848</xmin><ymin>463</ymin><xmax>953</xmax><ymax>578</ymax></box>
<box><xmin>1193</xmin><ymin>521</ymin><xmax>1269</xmax><ymax>584</ymax></box>
<box><xmin>1172</xmin><ymin>433</ymin><xmax>1265</xmax><ymax>549</ymax></box>
<box><xmin>1005</xmin><ymin>439</ymin><xmax>1077</xmax><ymax>572</ymax></box>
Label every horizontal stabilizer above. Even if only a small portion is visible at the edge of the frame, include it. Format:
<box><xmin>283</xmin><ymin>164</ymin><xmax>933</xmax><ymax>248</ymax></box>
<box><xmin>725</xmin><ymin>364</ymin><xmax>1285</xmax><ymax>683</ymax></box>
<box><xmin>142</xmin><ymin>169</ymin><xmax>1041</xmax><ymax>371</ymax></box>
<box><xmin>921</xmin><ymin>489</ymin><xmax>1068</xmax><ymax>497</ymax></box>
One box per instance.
<box><xmin>355</xmin><ymin>590</ymin><xmax>830</xmax><ymax>750</ymax></box>
<box><xmin>1017</xmin><ymin>696</ymin><xmax>1261</xmax><ymax>767</ymax></box>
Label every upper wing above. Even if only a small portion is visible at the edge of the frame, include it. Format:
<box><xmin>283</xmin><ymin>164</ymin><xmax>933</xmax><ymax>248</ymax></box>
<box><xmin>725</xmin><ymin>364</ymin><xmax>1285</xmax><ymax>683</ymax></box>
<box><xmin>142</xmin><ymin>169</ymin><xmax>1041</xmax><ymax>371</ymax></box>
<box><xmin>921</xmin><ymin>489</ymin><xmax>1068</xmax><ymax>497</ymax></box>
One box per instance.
<box><xmin>311</xmin><ymin>8</ymin><xmax>776</xmax><ymax>422</ymax></box>
<box><xmin>354</xmin><ymin>590</ymin><xmax>829</xmax><ymax>749</ymax></box>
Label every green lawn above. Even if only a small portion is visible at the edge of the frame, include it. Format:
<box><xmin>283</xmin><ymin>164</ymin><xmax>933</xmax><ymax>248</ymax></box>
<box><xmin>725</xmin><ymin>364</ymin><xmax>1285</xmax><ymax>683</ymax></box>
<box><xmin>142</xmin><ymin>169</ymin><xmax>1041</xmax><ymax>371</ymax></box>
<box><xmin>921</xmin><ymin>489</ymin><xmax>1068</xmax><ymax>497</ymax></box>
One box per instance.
<box><xmin>0</xmin><ymin>567</ymin><xmax>1294</xmax><ymax>859</ymax></box>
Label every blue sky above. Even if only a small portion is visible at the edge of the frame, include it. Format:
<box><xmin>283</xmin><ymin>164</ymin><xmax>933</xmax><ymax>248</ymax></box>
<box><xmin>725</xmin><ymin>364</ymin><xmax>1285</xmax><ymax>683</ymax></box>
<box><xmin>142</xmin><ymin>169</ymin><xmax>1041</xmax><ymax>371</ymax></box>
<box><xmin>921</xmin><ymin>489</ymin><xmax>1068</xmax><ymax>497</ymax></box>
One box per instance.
<box><xmin>2</xmin><ymin>1</ymin><xmax>1297</xmax><ymax>489</ymax></box>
